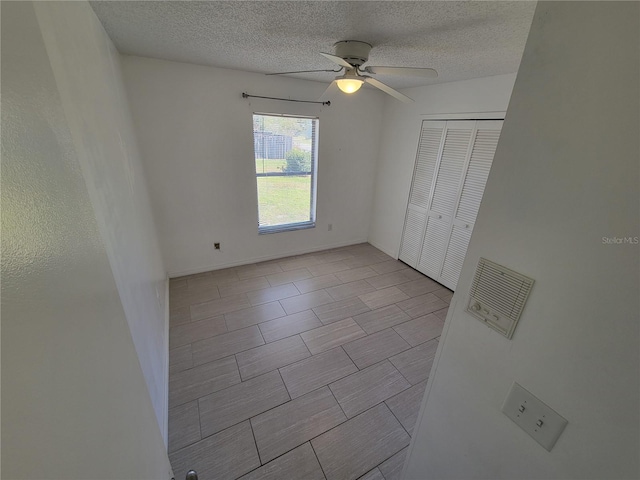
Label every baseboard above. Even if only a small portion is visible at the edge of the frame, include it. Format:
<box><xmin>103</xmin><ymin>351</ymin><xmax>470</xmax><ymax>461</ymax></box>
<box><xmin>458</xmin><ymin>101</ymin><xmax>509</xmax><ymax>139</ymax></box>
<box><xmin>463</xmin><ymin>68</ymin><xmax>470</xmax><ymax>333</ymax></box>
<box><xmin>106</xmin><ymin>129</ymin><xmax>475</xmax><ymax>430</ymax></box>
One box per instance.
<box><xmin>367</xmin><ymin>238</ymin><xmax>399</xmax><ymax>260</ymax></box>
<box><xmin>168</xmin><ymin>238</ymin><xmax>369</xmax><ymax>278</ymax></box>
<box><xmin>401</xmin><ymin>297</ymin><xmax>456</xmax><ymax>478</ymax></box>
<box><xmin>162</xmin><ymin>274</ymin><xmax>170</xmax><ymax>448</ymax></box>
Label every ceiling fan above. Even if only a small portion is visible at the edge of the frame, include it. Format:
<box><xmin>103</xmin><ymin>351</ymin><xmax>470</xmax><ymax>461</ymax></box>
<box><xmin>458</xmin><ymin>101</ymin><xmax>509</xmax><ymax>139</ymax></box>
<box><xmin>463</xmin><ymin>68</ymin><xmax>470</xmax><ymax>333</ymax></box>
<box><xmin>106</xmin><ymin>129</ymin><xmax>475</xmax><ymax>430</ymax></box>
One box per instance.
<box><xmin>267</xmin><ymin>40</ymin><xmax>438</xmax><ymax>103</ymax></box>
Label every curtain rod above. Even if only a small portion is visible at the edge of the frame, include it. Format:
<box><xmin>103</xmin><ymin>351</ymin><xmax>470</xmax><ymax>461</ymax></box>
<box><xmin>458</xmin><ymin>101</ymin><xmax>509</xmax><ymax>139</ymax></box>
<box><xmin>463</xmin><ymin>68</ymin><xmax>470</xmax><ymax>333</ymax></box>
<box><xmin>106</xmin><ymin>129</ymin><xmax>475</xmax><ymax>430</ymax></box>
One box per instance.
<box><xmin>242</xmin><ymin>92</ymin><xmax>330</xmax><ymax>106</ymax></box>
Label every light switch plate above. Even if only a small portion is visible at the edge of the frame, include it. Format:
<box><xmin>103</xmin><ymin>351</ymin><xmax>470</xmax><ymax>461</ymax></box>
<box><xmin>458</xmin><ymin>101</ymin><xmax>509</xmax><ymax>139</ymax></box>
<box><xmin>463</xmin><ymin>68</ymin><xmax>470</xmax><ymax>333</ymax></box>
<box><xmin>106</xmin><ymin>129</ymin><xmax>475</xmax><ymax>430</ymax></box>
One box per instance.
<box><xmin>502</xmin><ymin>382</ymin><xmax>568</xmax><ymax>451</ymax></box>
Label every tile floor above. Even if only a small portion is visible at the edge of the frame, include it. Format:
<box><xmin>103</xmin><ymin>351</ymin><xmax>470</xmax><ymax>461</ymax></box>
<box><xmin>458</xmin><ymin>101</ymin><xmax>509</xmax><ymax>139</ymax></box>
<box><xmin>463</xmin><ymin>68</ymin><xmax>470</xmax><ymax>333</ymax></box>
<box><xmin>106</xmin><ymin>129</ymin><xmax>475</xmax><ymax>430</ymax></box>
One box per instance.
<box><xmin>168</xmin><ymin>243</ymin><xmax>450</xmax><ymax>480</ymax></box>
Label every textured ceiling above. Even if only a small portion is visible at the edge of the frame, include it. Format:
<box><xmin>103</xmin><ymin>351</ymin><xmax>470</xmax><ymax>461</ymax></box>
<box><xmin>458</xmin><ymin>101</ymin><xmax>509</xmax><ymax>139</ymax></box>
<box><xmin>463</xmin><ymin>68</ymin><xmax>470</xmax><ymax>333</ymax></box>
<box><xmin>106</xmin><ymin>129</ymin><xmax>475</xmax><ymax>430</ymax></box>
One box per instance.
<box><xmin>91</xmin><ymin>1</ymin><xmax>536</xmax><ymax>89</ymax></box>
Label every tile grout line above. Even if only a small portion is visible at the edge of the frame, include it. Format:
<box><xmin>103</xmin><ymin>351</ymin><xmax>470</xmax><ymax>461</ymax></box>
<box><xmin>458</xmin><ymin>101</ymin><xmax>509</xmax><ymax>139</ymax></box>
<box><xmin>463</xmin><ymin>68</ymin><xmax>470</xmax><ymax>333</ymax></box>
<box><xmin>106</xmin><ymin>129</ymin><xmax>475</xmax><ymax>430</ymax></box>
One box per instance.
<box><xmin>277</xmin><ymin>365</ymin><xmax>295</xmax><ymax>399</ymax></box>
<box><xmin>191</xmin><ymin>382</ymin><xmax>357</xmax><ymax>464</ymax></box>
<box><xmin>387</xmin><ymin>357</ymin><xmax>413</xmax><ymax>387</ymax></box>
<box><xmin>341</xmin><ymin>326</ymin><xmax>413</xmax><ymax>368</ymax></box>
<box><xmin>258</xmin><ymin>309</ymin><xmax>322</xmax><ymax>344</ymax></box>
<box><xmin>246</xmin><ymin>283</ymin><xmax>301</xmax><ymax>307</ymax></box>
<box><xmin>190</xmin><ymin>329</ymin><xmax>267</xmax><ymax>368</ymax></box>
<box><xmin>393</xmin><ymin>328</ymin><xmax>414</xmax><ymax>351</ymax></box>
<box><xmin>247</xmin><ymin>413</ymin><xmax>263</xmax><ymax>466</ymax></box>
<box><xmin>170</xmin><ymin>355</ymin><xmax>242</xmax><ymax>410</ymax></box>
<box><xmin>369</xmin><ymin>443</ymin><xmax>411</xmax><ymax>480</ymax></box>
<box><xmin>266</xmin><ymin>266</ymin><xmax>314</xmax><ymax>288</ymax></box>
<box><xmin>330</xmin><ymin>355</ymin><xmax>413</xmax><ymax>417</ymax></box>
<box><xmin>309</xmin><ymin>441</ymin><xmax>330</xmax><ymax>480</ymax></box>
<box><xmin>196</xmin><ymin>399</ymin><xmax>202</xmax><ymax>443</ymax></box>
<box><xmin>279</xmin><ymin>287</ymin><xmax>335</xmax><ymax>316</ymax></box>
<box><xmin>195</xmin><ymin>385</ymin><xmax>292</xmax><ymax>448</ymax></box>
<box><xmin>169</xmin><ymin>349</ymin><xmax>238</xmax><ymax>378</ymax></box>
<box><xmin>278</xmin><ymin>345</ymin><xmax>359</xmax><ymax>399</ymax></box>
<box><xmin>169</xmin><ymin>357</ymin><xmax>241</xmax><ymax>410</ymax></box>
<box><xmin>237</xmin><ymin>433</ymin><xmax>330</xmax><ymax>480</ymax></box>
<box><xmin>327</xmin><ymin>382</ymin><xmax>348</xmax><ymax>420</ymax></box>
<box><xmin>167</xmin><ymin>404</ymin><xmax>205</xmax><ymax>456</ymax></box>
<box><xmin>237</xmin><ymin>334</ymin><xmax>311</xmax><ymax>382</ymax></box>
<box><xmin>171</xmin><ymin>312</ymin><xmax>431</xmax><ymax>409</ymax></box>
<box><xmin>340</xmin><ymin>340</ymin><xmax>361</xmax><ymax>370</ymax></box>
<box><xmin>188</xmin><ymin>295</ymin><xmax>253</xmax><ymax>322</ymax></box>
<box><xmin>169</xmin><ymin>245</ymin><xmax>440</xmax><ymax>476</ymax></box>
<box><xmin>275</xmin><ymin>368</ymin><xmax>292</xmax><ymax>405</ymax></box>
<box><xmin>176</xmin><ymin>330</ymin><xmax>361</xmax><ymax>409</ymax></box>
<box><xmin>385</xmin><ymin>399</ymin><xmax>413</xmax><ymax>439</ymax></box>
<box><xmin>304</xmin><ymin>401</ymin><xmax>411</xmax><ymax>467</ymax></box>
<box><xmin>164</xmin><ymin>398</ymin><xmax>208</xmax><ymax>457</ymax></box>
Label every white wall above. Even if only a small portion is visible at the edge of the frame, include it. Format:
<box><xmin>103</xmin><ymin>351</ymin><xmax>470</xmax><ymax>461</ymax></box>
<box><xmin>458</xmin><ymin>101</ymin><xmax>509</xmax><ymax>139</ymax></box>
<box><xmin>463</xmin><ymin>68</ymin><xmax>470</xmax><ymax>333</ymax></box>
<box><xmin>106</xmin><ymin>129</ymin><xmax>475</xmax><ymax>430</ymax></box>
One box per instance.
<box><xmin>368</xmin><ymin>74</ymin><xmax>516</xmax><ymax>258</ymax></box>
<box><xmin>404</xmin><ymin>2</ymin><xmax>639</xmax><ymax>479</ymax></box>
<box><xmin>1</xmin><ymin>2</ymin><xmax>172</xmax><ymax>478</ymax></box>
<box><xmin>33</xmin><ymin>2</ymin><xmax>169</xmax><ymax>436</ymax></box>
<box><xmin>122</xmin><ymin>56</ymin><xmax>386</xmax><ymax>276</ymax></box>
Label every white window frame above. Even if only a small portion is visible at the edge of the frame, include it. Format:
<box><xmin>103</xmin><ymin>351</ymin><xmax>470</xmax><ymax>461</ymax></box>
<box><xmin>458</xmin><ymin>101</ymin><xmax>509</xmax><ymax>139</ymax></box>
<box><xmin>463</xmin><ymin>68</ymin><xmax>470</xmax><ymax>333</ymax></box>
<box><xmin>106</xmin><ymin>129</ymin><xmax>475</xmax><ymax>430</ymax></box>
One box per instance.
<box><xmin>252</xmin><ymin>112</ymin><xmax>318</xmax><ymax>235</ymax></box>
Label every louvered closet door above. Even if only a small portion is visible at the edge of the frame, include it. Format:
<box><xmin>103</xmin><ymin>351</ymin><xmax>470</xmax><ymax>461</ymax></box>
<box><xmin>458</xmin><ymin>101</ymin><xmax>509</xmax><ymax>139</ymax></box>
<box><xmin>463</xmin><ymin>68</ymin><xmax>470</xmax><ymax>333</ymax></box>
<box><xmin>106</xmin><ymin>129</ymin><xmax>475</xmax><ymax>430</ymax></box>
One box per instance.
<box><xmin>440</xmin><ymin>120</ymin><xmax>503</xmax><ymax>289</ymax></box>
<box><xmin>439</xmin><ymin>224</ymin><xmax>472</xmax><ymax>287</ymax></box>
<box><xmin>418</xmin><ymin>122</ymin><xmax>474</xmax><ymax>278</ymax></box>
<box><xmin>400</xmin><ymin>119</ymin><xmax>503</xmax><ymax>291</ymax></box>
<box><xmin>399</xmin><ymin>121</ymin><xmax>445</xmax><ymax>267</ymax></box>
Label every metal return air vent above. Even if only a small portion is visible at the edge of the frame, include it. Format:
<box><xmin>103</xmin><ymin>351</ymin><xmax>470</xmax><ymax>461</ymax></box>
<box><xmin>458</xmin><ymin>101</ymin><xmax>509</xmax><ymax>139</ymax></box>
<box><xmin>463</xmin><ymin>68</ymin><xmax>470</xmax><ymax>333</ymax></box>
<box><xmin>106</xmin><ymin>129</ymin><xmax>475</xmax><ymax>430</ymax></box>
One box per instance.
<box><xmin>467</xmin><ymin>258</ymin><xmax>534</xmax><ymax>338</ymax></box>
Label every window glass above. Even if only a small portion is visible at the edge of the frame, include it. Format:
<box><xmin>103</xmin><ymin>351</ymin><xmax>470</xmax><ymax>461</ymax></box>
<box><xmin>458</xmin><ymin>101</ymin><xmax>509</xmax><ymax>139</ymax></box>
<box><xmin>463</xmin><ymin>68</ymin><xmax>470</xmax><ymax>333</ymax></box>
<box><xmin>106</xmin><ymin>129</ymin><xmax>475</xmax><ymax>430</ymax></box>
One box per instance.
<box><xmin>253</xmin><ymin>114</ymin><xmax>318</xmax><ymax>233</ymax></box>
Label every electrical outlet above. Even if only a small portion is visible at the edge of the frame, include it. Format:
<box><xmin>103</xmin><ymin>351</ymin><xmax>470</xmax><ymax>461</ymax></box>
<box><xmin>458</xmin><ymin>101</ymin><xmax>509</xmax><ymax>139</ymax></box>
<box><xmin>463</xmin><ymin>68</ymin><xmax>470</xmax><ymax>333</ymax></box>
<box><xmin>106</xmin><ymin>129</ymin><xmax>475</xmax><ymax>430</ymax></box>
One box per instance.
<box><xmin>502</xmin><ymin>382</ymin><xmax>568</xmax><ymax>451</ymax></box>
<box><xmin>328</xmin><ymin>223</ymin><xmax>333</xmax><ymax>231</ymax></box>
<box><xmin>214</xmin><ymin>242</ymin><xmax>220</xmax><ymax>250</ymax></box>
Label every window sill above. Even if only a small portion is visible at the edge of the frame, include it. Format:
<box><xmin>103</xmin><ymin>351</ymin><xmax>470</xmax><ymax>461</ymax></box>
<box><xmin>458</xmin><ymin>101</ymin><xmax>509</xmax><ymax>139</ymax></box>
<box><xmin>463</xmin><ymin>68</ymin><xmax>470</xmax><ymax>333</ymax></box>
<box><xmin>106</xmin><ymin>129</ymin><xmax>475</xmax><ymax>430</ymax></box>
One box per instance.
<box><xmin>258</xmin><ymin>222</ymin><xmax>316</xmax><ymax>235</ymax></box>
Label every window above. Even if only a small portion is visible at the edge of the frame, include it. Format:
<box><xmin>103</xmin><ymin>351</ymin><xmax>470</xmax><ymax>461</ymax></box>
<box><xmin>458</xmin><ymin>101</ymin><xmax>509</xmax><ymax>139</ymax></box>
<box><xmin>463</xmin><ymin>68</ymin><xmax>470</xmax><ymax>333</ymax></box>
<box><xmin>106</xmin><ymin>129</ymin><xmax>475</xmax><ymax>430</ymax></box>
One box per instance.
<box><xmin>253</xmin><ymin>113</ymin><xmax>318</xmax><ymax>234</ymax></box>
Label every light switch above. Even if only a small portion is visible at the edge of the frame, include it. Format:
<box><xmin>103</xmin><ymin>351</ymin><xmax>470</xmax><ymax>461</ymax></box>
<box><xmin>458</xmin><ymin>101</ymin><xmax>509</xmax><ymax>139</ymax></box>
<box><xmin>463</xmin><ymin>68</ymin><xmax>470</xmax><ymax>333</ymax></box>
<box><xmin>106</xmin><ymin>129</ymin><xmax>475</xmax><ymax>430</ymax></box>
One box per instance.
<box><xmin>502</xmin><ymin>382</ymin><xmax>568</xmax><ymax>451</ymax></box>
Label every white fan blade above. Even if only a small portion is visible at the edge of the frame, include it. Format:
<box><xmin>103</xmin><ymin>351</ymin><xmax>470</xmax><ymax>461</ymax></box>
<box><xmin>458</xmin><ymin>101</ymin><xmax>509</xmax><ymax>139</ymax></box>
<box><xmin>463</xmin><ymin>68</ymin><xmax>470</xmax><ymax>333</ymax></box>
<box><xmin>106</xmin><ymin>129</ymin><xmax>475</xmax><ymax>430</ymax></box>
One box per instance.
<box><xmin>266</xmin><ymin>68</ymin><xmax>341</xmax><ymax>76</ymax></box>
<box><xmin>364</xmin><ymin>77</ymin><xmax>414</xmax><ymax>103</ymax></box>
<box><xmin>319</xmin><ymin>80</ymin><xmax>338</xmax><ymax>102</ymax></box>
<box><xmin>364</xmin><ymin>66</ymin><xmax>438</xmax><ymax>78</ymax></box>
<box><xmin>320</xmin><ymin>52</ymin><xmax>353</xmax><ymax>69</ymax></box>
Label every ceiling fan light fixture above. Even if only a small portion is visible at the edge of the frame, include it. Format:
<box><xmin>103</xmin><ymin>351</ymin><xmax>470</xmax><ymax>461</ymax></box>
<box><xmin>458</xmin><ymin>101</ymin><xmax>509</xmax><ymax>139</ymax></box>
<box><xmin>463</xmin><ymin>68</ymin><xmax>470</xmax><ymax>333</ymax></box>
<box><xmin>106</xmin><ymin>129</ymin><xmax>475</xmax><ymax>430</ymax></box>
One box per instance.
<box><xmin>335</xmin><ymin>76</ymin><xmax>364</xmax><ymax>94</ymax></box>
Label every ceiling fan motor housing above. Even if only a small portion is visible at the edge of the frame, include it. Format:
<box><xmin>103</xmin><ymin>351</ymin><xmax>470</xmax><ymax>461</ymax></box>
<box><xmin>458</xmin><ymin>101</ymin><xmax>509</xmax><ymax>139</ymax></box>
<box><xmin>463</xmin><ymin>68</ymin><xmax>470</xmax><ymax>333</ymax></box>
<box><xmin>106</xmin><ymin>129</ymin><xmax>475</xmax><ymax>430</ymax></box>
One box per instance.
<box><xmin>334</xmin><ymin>40</ymin><xmax>372</xmax><ymax>66</ymax></box>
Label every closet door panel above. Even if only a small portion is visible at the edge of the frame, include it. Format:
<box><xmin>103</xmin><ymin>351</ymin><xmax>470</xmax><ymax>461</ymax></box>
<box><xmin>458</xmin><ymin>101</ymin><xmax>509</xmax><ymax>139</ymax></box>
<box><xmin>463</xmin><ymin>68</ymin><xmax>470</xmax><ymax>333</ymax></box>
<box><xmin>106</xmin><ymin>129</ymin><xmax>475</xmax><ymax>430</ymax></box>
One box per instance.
<box><xmin>456</xmin><ymin>123</ymin><xmax>502</xmax><ymax>226</ymax></box>
<box><xmin>399</xmin><ymin>207</ymin><xmax>427</xmax><ymax>267</ymax></box>
<box><xmin>430</xmin><ymin>124</ymin><xmax>473</xmax><ymax>218</ymax></box>
<box><xmin>400</xmin><ymin>121</ymin><xmax>445</xmax><ymax>268</ymax></box>
<box><xmin>440</xmin><ymin>224</ymin><xmax>473</xmax><ymax>289</ymax></box>
<box><xmin>417</xmin><ymin>215</ymin><xmax>449</xmax><ymax>277</ymax></box>
<box><xmin>409</xmin><ymin>123</ymin><xmax>445</xmax><ymax>209</ymax></box>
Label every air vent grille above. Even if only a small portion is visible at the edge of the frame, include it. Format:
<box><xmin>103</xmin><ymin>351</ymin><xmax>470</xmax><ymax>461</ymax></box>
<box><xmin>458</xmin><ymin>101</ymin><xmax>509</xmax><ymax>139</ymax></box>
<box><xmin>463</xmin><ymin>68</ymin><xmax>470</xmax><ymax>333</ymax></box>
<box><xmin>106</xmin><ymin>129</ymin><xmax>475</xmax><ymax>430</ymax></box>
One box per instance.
<box><xmin>467</xmin><ymin>258</ymin><xmax>534</xmax><ymax>338</ymax></box>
